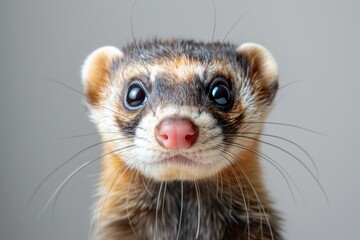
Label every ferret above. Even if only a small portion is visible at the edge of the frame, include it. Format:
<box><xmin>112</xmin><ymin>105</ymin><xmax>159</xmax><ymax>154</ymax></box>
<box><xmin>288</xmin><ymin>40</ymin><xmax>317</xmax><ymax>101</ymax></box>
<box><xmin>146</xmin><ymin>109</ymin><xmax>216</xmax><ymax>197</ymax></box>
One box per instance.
<box><xmin>82</xmin><ymin>39</ymin><xmax>282</xmax><ymax>240</ymax></box>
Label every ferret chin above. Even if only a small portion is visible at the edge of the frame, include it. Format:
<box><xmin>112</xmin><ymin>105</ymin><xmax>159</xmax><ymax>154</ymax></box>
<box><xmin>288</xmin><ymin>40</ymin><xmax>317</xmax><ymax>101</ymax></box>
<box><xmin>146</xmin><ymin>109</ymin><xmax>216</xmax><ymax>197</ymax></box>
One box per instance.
<box><xmin>82</xmin><ymin>39</ymin><xmax>282</xmax><ymax>240</ymax></box>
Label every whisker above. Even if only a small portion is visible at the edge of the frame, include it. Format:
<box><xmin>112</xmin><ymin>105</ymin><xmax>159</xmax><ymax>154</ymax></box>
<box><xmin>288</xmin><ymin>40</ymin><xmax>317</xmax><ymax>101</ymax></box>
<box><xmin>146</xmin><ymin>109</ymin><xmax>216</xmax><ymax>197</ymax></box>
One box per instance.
<box><xmin>47</xmin><ymin>78</ymin><xmax>84</xmax><ymax>96</ymax></box>
<box><xmin>61</xmin><ymin>131</ymin><xmax>119</xmax><ymax>139</ymax></box>
<box><xmin>243</xmin><ymin>121</ymin><xmax>328</xmax><ymax>136</ymax></box>
<box><xmin>220</xmin><ymin>142</ymin><xmax>302</xmax><ymax>204</ymax></box>
<box><xmin>210</xmin><ymin>0</ymin><xmax>217</xmax><ymax>43</ymax></box>
<box><xmin>61</xmin><ymin>132</ymin><xmax>101</xmax><ymax>139</ymax></box>
<box><xmin>99</xmin><ymin>104</ymin><xmax>123</xmax><ymax>116</ymax></box>
<box><xmin>237</xmin><ymin>131</ymin><xmax>319</xmax><ymax>178</ymax></box>
<box><xmin>126</xmin><ymin>170</ymin><xmax>138</xmax><ymax>238</ymax></box>
<box><xmin>220</xmin><ymin>11</ymin><xmax>249</xmax><ymax>45</ymax></box>
<box><xmin>99</xmin><ymin>165</ymin><xmax>131</xmax><ymax>221</ymax></box>
<box><xmin>221</xmin><ymin>148</ymin><xmax>274</xmax><ymax>240</ymax></box>
<box><xmin>232</xmin><ymin>134</ymin><xmax>329</xmax><ymax>205</ymax></box>
<box><xmin>89</xmin><ymin>164</ymin><xmax>124</xmax><ymax>240</ymax></box>
<box><xmin>36</xmin><ymin>146</ymin><xmax>132</xmax><ymax>221</ymax></box>
<box><xmin>155</xmin><ymin>181</ymin><xmax>164</xmax><ymax>239</ymax></box>
<box><xmin>236</xmin><ymin>166</ymin><xmax>274</xmax><ymax>240</ymax></box>
<box><xmin>194</xmin><ymin>181</ymin><xmax>201</xmax><ymax>239</ymax></box>
<box><xmin>28</xmin><ymin>137</ymin><xmax>128</xmax><ymax>217</ymax></box>
<box><xmin>161</xmin><ymin>182</ymin><xmax>167</xmax><ymax>223</ymax></box>
<box><xmin>141</xmin><ymin>175</ymin><xmax>153</xmax><ymax>197</ymax></box>
<box><xmin>230</xmin><ymin>165</ymin><xmax>251</xmax><ymax>240</ymax></box>
<box><xmin>225</xmin><ymin>174</ymin><xmax>233</xmax><ymax>218</ymax></box>
<box><xmin>199</xmin><ymin>85</ymin><xmax>213</xmax><ymax>114</ymax></box>
<box><xmin>278</xmin><ymin>80</ymin><xmax>303</xmax><ymax>91</ymax></box>
<box><xmin>217</xmin><ymin>151</ymin><xmax>251</xmax><ymax>240</ymax></box>
<box><xmin>220</xmin><ymin>171</ymin><xmax>224</xmax><ymax>199</ymax></box>
<box><xmin>209</xmin><ymin>11</ymin><xmax>249</xmax><ymax>62</ymax></box>
<box><xmin>146</xmin><ymin>94</ymin><xmax>157</xmax><ymax>117</ymax></box>
<box><xmin>215</xmin><ymin>172</ymin><xmax>220</xmax><ymax>198</ymax></box>
<box><xmin>176</xmin><ymin>181</ymin><xmax>184</xmax><ymax>240</ymax></box>
<box><xmin>48</xmin><ymin>77</ymin><xmax>132</xmax><ymax>120</ymax></box>
<box><xmin>35</xmin><ymin>147</ymin><xmax>128</xmax><ymax>221</ymax></box>
<box><xmin>130</xmin><ymin>0</ymin><xmax>142</xmax><ymax>60</ymax></box>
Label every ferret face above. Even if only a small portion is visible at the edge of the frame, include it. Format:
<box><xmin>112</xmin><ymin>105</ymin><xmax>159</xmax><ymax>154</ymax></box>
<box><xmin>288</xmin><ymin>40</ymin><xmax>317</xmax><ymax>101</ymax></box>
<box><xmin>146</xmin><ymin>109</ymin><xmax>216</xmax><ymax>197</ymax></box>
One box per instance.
<box><xmin>82</xmin><ymin>40</ymin><xmax>278</xmax><ymax>181</ymax></box>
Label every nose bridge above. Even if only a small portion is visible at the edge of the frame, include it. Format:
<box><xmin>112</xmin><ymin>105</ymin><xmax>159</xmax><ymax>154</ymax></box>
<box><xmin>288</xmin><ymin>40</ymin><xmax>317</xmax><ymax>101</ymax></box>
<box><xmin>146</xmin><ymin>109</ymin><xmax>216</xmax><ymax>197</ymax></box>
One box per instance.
<box><xmin>152</xmin><ymin>75</ymin><xmax>200</xmax><ymax>106</ymax></box>
<box><xmin>173</xmin><ymin>82</ymin><xmax>197</xmax><ymax>104</ymax></box>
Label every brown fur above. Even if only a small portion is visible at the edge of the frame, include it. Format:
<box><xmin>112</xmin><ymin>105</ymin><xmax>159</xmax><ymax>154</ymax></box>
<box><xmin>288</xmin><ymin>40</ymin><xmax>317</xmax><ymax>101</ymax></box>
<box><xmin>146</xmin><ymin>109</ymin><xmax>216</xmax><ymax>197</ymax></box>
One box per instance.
<box><xmin>95</xmin><ymin>141</ymin><xmax>281</xmax><ymax>239</ymax></box>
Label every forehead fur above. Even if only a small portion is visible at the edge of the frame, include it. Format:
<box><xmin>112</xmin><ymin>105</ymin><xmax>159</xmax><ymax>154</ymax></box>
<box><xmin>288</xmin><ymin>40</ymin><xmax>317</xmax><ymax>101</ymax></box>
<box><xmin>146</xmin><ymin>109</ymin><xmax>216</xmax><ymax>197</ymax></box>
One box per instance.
<box><xmin>121</xmin><ymin>39</ymin><xmax>238</xmax><ymax>62</ymax></box>
<box><xmin>119</xmin><ymin>57</ymin><xmax>238</xmax><ymax>85</ymax></box>
<box><xmin>113</xmin><ymin>40</ymin><xmax>243</xmax><ymax>99</ymax></box>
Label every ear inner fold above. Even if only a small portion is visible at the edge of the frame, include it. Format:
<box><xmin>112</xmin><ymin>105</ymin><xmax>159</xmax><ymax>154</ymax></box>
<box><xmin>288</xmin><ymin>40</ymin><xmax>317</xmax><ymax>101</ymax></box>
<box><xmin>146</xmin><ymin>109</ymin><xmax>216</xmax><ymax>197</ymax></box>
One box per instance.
<box><xmin>236</xmin><ymin>43</ymin><xmax>279</xmax><ymax>104</ymax></box>
<box><xmin>81</xmin><ymin>46</ymin><xmax>123</xmax><ymax>106</ymax></box>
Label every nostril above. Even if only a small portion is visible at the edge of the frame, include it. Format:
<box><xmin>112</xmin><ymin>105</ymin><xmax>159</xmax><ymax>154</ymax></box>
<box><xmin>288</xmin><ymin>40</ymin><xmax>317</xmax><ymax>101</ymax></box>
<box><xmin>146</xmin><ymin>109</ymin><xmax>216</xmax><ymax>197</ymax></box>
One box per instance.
<box><xmin>185</xmin><ymin>133</ymin><xmax>195</xmax><ymax>141</ymax></box>
<box><xmin>161</xmin><ymin>134</ymin><xmax>169</xmax><ymax>140</ymax></box>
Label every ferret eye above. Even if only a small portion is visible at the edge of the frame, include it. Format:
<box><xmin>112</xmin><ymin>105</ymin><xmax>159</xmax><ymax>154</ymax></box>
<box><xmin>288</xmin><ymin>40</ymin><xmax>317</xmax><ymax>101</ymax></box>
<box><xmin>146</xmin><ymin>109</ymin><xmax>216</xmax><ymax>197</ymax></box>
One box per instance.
<box><xmin>125</xmin><ymin>84</ymin><xmax>147</xmax><ymax>109</ymax></box>
<box><xmin>209</xmin><ymin>79</ymin><xmax>232</xmax><ymax>107</ymax></box>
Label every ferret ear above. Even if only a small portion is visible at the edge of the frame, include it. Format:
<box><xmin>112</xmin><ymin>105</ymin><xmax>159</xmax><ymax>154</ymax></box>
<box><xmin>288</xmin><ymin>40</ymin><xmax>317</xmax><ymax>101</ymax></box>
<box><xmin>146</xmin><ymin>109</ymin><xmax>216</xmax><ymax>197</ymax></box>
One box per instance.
<box><xmin>81</xmin><ymin>46</ymin><xmax>123</xmax><ymax>107</ymax></box>
<box><xmin>236</xmin><ymin>43</ymin><xmax>278</xmax><ymax>104</ymax></box>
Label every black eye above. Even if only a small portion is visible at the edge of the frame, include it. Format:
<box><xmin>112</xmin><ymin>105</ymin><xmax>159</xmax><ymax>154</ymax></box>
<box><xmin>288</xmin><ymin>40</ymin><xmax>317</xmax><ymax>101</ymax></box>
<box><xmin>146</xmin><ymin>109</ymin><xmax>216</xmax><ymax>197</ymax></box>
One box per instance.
<box><xmin>125</xmin><ymin>84</ymin><xmax>147</xmax><ymax>108</ymax></box>
<box><xmin>209</xmin><ymin>80</ymin><xmax>231</xmax><ymax>107</ymax></box>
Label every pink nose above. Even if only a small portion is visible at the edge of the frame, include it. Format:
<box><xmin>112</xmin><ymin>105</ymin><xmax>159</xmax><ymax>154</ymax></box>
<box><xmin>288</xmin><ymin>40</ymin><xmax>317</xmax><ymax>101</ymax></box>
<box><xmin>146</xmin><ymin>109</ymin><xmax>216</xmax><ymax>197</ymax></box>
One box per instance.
<box><xmin>155</xmin><ymin>118</ymin><xmax>198</xmax><ymax>149</ymax></box>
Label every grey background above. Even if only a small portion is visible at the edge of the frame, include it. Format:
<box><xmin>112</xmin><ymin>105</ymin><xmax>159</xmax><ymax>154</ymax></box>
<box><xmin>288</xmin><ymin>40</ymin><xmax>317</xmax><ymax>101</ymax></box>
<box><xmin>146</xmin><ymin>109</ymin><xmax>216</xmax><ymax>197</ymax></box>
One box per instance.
<box><xmin>1</xmin><ymin>0</ymin><xmax>359</xmax><ymax>239</ymax></box>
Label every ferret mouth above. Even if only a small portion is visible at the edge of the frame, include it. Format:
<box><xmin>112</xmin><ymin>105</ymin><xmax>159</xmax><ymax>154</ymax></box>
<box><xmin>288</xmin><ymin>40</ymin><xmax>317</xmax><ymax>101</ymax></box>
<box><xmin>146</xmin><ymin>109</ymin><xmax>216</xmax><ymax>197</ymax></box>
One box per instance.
<box><xmin>147</xmin><ymin>153</ymin><xmax>222</xmax><ymax>181</ymax></box>
<box><xmin>158</xmin><ymin>154</ymin><xmax>198</xmax><ymax>166</ymax></box>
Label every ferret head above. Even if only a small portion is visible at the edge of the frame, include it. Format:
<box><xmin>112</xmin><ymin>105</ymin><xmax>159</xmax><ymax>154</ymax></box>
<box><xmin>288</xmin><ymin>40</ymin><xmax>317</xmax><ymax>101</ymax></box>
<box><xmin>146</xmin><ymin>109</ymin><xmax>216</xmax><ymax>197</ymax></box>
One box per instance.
<box><xmin>82</xmin><ymin>39</ymin><xmax>278</xmax><ymax>181</ymax></box>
